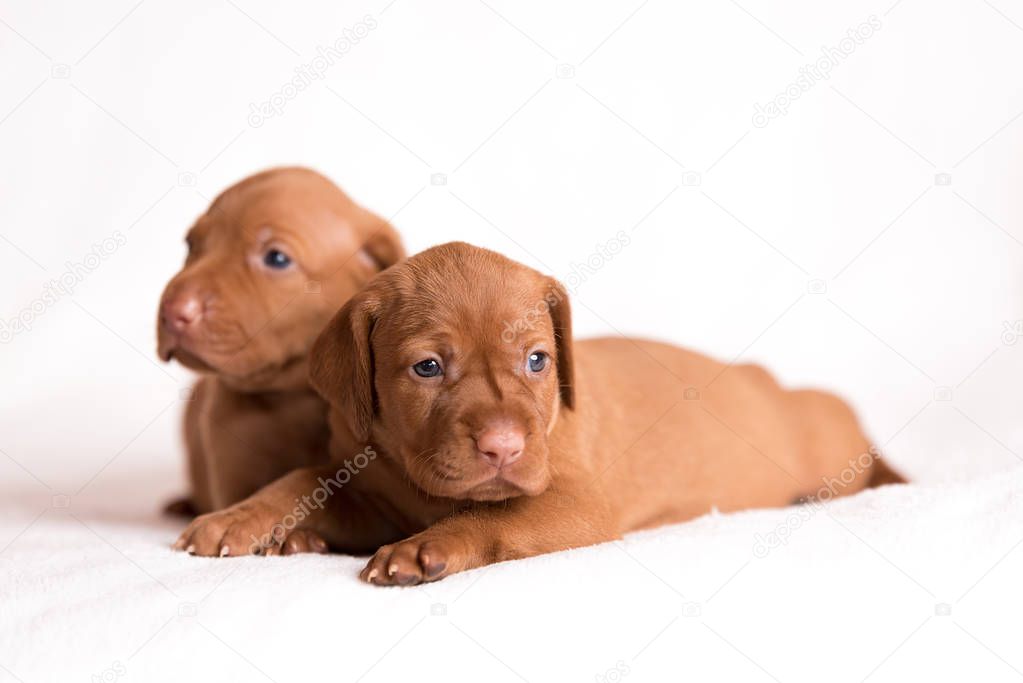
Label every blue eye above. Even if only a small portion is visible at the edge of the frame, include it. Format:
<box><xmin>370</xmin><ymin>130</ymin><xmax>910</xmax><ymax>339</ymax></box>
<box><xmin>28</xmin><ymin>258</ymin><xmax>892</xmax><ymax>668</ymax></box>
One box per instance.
<box><xmin>527</xmin><ymin>352</ymin><xmax>548</xmax><ymax>373</ymax></box>
<box><xmin>413</xmin><ymin>359</ymin><xmax>442</xmax><ymax>378</ymax></box>
<box><xmin>263</xmin><ymin>249</ymin><xmax>292</xmax><ymax>269</ymax></box>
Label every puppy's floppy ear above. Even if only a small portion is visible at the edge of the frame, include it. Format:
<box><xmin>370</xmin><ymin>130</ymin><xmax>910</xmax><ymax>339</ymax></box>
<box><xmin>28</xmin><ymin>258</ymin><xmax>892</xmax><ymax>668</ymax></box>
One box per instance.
<box><xmin>309</xmin><ymin>291</ymin><xmax>379</xmax><ymax>443</ymax></box>
<box><xmin>545</xmin><ymin>278</ymin><xmax>575</xmax><ymax>409</ymax></box>
<box><xmin>358</xmin><ymin>215</ymin><xmax>405</xmax><ymax>272</ymax></box>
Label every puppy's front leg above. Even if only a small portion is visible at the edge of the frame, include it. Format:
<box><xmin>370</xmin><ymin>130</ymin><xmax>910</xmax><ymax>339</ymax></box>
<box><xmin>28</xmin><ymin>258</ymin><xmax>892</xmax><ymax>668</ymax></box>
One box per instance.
<box><xmin>173</xmin><ymin>465</ymin><xmax>393</xmax><ymax>557</ymax></box>
<box><xmin>361</xmin><ymin>489</ymin><xmax>617</xmax><ymax>585</ymax></box>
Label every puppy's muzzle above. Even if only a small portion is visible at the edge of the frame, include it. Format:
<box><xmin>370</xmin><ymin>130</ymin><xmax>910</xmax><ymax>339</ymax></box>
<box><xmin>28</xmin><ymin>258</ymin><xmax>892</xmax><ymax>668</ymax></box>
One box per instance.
<box><xmin>158</xmin><ymin>287</ymin><xmax>207</xmax><ymax>362</ymax></box>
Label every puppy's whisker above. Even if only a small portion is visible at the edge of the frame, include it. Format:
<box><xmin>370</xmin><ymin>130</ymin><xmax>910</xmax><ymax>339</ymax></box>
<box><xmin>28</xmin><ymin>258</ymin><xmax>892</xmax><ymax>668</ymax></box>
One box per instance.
<box><xmin>402</xmin><ymin>448</ymin><xmax>451</xmax><ymax>498</ymax></box>
<box><xmin>410</xmin><ymin>447</ymin><xmax>436</xmax><ymax>466</ymax></box>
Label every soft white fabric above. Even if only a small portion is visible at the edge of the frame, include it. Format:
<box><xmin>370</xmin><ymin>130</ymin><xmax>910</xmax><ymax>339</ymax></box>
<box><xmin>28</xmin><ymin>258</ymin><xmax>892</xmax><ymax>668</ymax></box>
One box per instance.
<box><xmin>3</xmin><ymin>455</ymin><xmax>1022</xmax><ymax>682</ymax></box>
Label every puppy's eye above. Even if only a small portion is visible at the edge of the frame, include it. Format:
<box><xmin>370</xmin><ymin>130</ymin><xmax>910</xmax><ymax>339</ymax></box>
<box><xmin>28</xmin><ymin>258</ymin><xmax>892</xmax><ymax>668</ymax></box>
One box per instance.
<box><xmin>412</xmin><ymin>359</ymin><xmax>442</xmax><ymax>378</ymax></box>
<box><xmin>527</xmin><ymin>352</ymin><xmax>548</xmax><ymax>373</ymax></box>
<box><xmin>263</xmin><ymin>249</ymin><xmax>292</xmax><ymax>269</ymax></box>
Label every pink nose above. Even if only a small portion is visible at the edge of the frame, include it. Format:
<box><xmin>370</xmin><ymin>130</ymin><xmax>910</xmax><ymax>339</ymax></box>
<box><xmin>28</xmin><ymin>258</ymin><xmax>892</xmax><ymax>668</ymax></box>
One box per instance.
<box><xmin>476</xmin><ymin>425</ymin><xmax>525</xmax><ymax>468</ymax></box>
<box><xmin>160</xmin><ymin>295</ymin><xmax>203</xmax><ymax>332</ymax></box>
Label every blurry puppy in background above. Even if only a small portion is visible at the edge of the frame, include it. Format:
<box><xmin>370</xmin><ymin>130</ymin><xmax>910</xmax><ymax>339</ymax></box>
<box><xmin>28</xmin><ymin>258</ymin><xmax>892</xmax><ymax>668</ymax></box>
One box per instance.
<box><xmin>157</xmin><ymin>167</ymin><xmax>403</xmax><ymax>554</ymax></box>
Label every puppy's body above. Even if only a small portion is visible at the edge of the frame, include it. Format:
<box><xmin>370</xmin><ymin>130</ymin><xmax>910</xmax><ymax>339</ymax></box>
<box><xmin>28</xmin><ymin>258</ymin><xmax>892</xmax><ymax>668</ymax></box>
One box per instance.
<box><xmin>176</xmin><ymin>241</ymin><xmax>902</xmax><ymax>578</ymax></box>
<box><xmin>158</xmin><ymin>168</ymin><xmax>403</xmax><ymax>533</ymax></box>
<box><xmin>181</xmin><ymin>376</ymin><xmax>328</xmax><ymax>513</ymax></box>
<box><xmin>555</xmin><ymin>339</ymin><xmax>870</xmax><ymax>529</ymax></box>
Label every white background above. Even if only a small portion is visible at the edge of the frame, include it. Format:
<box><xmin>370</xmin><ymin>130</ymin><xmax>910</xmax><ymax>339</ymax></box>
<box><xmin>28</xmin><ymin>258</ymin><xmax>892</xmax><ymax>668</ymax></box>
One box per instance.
<box><xmin>1</xmin><ymin>1</ymin><xmax>1022</xmax><ymax>681</ymax></box>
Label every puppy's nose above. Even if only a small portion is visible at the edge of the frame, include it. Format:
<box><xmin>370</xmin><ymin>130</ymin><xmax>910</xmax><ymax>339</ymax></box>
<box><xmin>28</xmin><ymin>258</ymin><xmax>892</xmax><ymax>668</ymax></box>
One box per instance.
<box><xmin>160</xmin><ymin>295</ymin><xmax>203</xmax><ymax>332</ymax></box>
<box><xmin>476</xmin><ymin>425</ymin><xmax>525</xmax><ymax>468</ymax></box>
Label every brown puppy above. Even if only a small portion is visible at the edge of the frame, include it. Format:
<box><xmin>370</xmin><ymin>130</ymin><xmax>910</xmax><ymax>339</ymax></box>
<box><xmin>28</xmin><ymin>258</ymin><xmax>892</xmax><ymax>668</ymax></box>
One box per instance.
<box><xmin>158</xmin><ymin>167</ymin><xmax>403</xmax><ymax>554</ymax></box>
<box><xmin>174</xmin><ymin>241</ymin><xmax>902</xmax><ymax>576</ymax></box>
<box><xmin>312</xmin><ymin>241</ymin><xmax>904</xmax><ymax>583</ymax></box>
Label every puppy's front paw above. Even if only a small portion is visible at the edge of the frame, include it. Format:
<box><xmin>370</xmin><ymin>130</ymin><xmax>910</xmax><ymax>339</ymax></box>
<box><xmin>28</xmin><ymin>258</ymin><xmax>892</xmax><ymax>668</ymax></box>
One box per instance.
<box><xmin>173</xmin><ymin>504</ymin><xmax>270</xmax><ymax>557</ymax></box>
<box><xmin>173</xmin><ymin>504</ymin><xmax>326</xmax><ymax>557</ymax></box>
<box><xmin>360</xmin><ymin>535</ymin><xmax>462</xmax><ymax>586</ymax></box>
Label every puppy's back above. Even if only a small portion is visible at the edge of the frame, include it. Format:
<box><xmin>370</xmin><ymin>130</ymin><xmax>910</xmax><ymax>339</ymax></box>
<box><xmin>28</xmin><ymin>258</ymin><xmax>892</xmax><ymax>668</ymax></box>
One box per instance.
<box><xmin>566</xmin><ymin>337</ymin><xmax>877</xmax><ymax>527</ymax></box>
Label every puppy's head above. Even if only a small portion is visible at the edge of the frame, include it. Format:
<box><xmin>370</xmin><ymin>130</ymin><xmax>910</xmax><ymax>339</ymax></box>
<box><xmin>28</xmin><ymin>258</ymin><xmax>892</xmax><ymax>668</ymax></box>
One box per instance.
<box><xmin>310</xmin><ymin>242</ymin><xmax>574</xmax><ymax>502</ymax></box>
<box><xmin>157</xmin><ymin>167</ymin><xmax>403</xmax><ymax>390</ymax></box>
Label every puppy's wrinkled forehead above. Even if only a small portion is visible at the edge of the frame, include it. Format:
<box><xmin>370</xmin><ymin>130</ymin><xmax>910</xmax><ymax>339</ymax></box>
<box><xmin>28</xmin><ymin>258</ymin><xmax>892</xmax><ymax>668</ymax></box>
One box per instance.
<box><xmin>378</xmin><ymin>243</ymin><xmax>552</xmax><ymax>345</ymax></box>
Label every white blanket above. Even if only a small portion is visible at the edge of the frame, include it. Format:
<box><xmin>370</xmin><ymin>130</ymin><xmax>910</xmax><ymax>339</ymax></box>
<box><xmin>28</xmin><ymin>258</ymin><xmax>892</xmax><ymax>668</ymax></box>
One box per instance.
<box><xmin>3</xmin><ymin>456</ymin><xmax>1022</xmax><ymax>682</ymax></box>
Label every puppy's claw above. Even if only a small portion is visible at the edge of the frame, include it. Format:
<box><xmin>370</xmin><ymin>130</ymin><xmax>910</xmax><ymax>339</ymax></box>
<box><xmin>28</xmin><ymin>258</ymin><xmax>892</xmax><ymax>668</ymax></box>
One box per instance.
<box><xmin>219</xmin><ymin>546</ymin><xmax>230</xmax><ymax>557</ymax></box>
